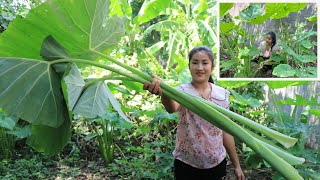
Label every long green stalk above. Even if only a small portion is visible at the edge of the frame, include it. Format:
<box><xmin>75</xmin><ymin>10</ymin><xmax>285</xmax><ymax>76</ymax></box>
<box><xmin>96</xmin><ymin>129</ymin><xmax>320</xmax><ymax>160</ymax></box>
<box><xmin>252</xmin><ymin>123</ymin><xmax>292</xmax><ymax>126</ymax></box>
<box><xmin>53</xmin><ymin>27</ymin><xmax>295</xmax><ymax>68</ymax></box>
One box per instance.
<box><xmin>188</xmin><ymin>92</ymin><xmax>298</xmax><ymax>148</ymax></box>
<box><xmin>158</xmin><ymin>84</ymin><xmax>303</xmax><ymax>180</ymax></box>
<box><xmin>245</xmin><ymin>129</ymin><xmax>305</xmax><ymax>165</ymax></box>
<box><xmin>52</xmin><ymin>58</ymin><xmax>303</xmax><ymax>179</ymax></box>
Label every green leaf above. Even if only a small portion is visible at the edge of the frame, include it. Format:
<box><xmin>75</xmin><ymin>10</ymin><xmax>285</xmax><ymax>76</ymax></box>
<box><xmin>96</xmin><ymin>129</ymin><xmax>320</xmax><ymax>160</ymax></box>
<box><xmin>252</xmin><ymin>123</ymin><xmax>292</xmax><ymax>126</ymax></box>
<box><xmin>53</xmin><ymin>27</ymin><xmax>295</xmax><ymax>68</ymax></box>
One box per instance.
<box><xmin>309</xmin><ymin>109</ymin><xmax>320</xmax><ymax>117</ymax></box>
<box><xmin>7</xmin><ymin>125</ymin><xmax>32</xmax><ymax>139</ymax></box>
<box><xmin>146</xmin><ymin>41</ymin><xmax>166</xmax><ymax>55</ymax></box>
<box><xmin>193</xmin><ymin>0</ymin><xmax>208</xmax><ymax>14</ymax></box>
<box><xmin>217</xmin><ymin>81</ymin><xmax>252</xmax><ymax>89</ymax></box>
<box><xmin>0</xmin><ymin>58</ymin><xmax>66</xmax><ymax>128</ymax></box>
<box><xmin>239</xmin><ymin>4</ymin><xmax>263</xmax><ymax>20</ymax></box>
<box><xmin>238</xmin><ymin>47</ymin><xmax>259</xmax><ymax>58</ymax></box>
<box><xmin>220</xmin><ymin>22</ymin><xmax>235</xmax><ymax>33</ymax></box>
<box><xmin>121</xmin><ymin>80</ymin><xmax>144</xmax><ymax>93</ymax></box>
<box><xmin>107</xmin><ymin>82</ymin><xmax>132</xmax><ymax>95</ymax></box>
<box><xmin>245</xmin><ymin>153</ymin><xmax>262</xmax><ymax>169</ymax></box>
<box><xmin>300</xmin><ymin>40</ymin><xmax>313</xmax><ymax>49</ymax></box>
<box><xmin>0</xmin><ymin>0</ymin><xmax>125</xmax><ymax>59</ymax></box>
<box><xmin>220</xmin><ymin>3</ymin><xmax>233</xmax><ymax>17</ymax></box>
<box><xmin>220</xmin><ymin>60</ymin><xmax>235</xmax><ymax>72</ymax></box>
<box><xmin>109</xmin><ymin>0</ymin><xmax>132</xmax><ymax>17</ymax></box>
<box><xmin>196</xmin><ymin>19</ymin><xmax>216</xmax><ymax>47</ymax></box>
<box><xmin>40</xmin><ymin>35</ymin><xmax>71</xmax><ymax>61</ymax></box>
<box><xmin>27</xmin><ymin>117</ymin><xmax>71</xmax><ymax>156</ymax></box>
<box><xmin>133</xmin><ymin>0</ymin><xmax>173</xmax><ymax>25</ymax></box>
<box><xmin>167</xmin><ymin>32</ymin><xmax>178</xmax><ymax>68</ymax></box>
<box><xmin>143</xmin><ymin>20</ymin><xmax>181</xmax><ymax>35</ymax></box>
<box><xmin>0</xmin><ymin>112</ymin><xmax>18</xmax><ymax>130</ymax></box>
<box><xmin>62</xmin><ymin>63</ymin><xmax>85</xmax><ymax>110</ymax></box>
<box><xmin>305</xmin><ymin>15</ymin><xmax>317</xmax><ymax>22</ymax></box>
<box><xmin>73</xmin><ymin>81</ymin><xmax>110</xmax><ymax>118</ymax></box>
<box><xmin>296</xmin><ymin>55</ymin><xmax>317</xmax><ymax>63</ymax></box>
<box><xmin>104</xmin><ymin>83</ymin><xmax>132</xmax><ymax>123</ymax></box>
<box><xmin>270</xmin><ymin>3</ymin><xmax>307</xmax><ymax>19</ymax></box>
<box><xmin>84</xmin><ymin>133</ymin><xmax>98</xmax><ymax>141</ymax></box>
<box><xmin>271</xmin><ymin>54</ymin><xmax>284</xmax><ymax>63</ymax></box>
<box><xmin>265</xmin><ymin>81</ymin><xmax>311</xmax><ymax>89</ymax></box>
<box><xmin>272</xmin><ymin>64</ymin><xmax>296</xmax><ymax>77</ymax></box>
<box><xmin>278</xmin><ymin>95</ymin><xmax>314</xmax><ymax>106</ymax></box>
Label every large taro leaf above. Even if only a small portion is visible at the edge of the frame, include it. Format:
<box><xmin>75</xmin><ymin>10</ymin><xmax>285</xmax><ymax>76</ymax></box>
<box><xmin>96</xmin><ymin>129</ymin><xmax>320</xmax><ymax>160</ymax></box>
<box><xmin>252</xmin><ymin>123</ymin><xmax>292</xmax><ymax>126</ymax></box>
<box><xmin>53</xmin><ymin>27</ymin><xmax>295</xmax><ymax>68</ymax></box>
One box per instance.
<box><xmin>0</xmin><ymin>0</ymin><xmax>125</xmax><ymax>59</ymax></box>
<box><xmin>73</xmin><ymin>82</ymin><xmax>110</xmax><ymax>118</ymax></box>
<box><xmin>0</xmin><ymin>58</ymin><xmax>67</xmax><ymax>128</ymax></box>
<box><xmin>272</xmin><ymin>64</ymin><xmax>296</xmax><ymax>78</ymax></box>
<box><xmin>62</xmin><ymin>63</ymin><xmax>85</xmax><ymax>110</ymax></box>
<box><xmin>40</xmin><ymin>35</ymin><xmax>85</xmax><ymax>111</ymax></box>
<box><xmin>246</xmin><ymin>3</ymin><xmax>307</xmax><ymax>24</ymax></box>
<box><xmin>73</xmin><ymin>81</ymin><xmax>132</xmax><ymax>125</ymax></box>
<box><xmin>27</xmin><ymin>116</ymin><xmax>71</xmax><ymax>156</ymax></box>
<box><xmin>239</xmin><ymin>3</ymin><xmax>263</xmax><ymax>20</ymax></box>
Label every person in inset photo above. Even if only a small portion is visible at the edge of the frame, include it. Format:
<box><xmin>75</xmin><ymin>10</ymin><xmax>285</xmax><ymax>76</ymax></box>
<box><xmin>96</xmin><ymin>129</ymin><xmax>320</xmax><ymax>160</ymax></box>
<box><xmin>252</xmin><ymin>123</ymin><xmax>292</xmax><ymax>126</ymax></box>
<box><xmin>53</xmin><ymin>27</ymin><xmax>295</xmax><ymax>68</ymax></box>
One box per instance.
<box><xmin>219</xmin><ymin>3</ymin><xmax>317</xmax><ymax>78</ymax></box>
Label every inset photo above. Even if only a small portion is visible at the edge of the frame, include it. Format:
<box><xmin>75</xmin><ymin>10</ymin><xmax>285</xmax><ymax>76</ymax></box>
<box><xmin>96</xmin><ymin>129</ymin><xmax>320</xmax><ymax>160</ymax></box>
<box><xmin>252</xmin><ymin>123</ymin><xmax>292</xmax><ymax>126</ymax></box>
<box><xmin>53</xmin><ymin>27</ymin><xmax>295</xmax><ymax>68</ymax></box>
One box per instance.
<box><xmin>219</xmin><ymin>3</ymin><xmax>317</xmax><ymax>78</ymax></box>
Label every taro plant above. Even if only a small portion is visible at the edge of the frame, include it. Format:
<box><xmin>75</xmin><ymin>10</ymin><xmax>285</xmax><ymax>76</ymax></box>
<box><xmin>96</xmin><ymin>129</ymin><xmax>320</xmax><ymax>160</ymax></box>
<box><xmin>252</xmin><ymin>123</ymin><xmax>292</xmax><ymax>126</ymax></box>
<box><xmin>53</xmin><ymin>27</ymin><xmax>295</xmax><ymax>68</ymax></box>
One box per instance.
<box><xmin>266</xmin><ymin>83</ymin><xmax>320</xmax><ymax>179</ymax></box>
<box><xmin>84</xmin><ymin>111</ymin><xmax>131</xmax><ymax>165</ymax></box>
<box><xmin>0</xmin><ymin>110</ymin><xmax>31</xmax><ymax>159</ymax></box>
<box><xmin>219</xmin><ymin>3</ymin><xmax>317</xmax><ymax>78</ymax></box>
<box><xmin>0</xmin><ymin>0</ymin><xmax>307</xmax><ymax>179</ymax></box>
<box><xmin>0</xmin><ymin>111</ymin><xmax>16</xmax><ymax>159</ymax></box>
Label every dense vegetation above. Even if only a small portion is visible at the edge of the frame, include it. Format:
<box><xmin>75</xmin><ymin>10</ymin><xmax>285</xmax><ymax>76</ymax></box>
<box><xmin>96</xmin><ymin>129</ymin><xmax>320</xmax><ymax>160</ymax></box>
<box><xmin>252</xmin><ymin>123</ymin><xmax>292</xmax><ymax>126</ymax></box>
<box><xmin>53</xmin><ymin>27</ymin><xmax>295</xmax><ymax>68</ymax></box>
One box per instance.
<box><xmin>220</xmin><ymin>3</ymin><xmax>317</xmax><ymax>78</ymax></box>
<box><xmin>0</xmin><ymin>0</ymin><xmax>319</xmax><ymax>179</ymax></box>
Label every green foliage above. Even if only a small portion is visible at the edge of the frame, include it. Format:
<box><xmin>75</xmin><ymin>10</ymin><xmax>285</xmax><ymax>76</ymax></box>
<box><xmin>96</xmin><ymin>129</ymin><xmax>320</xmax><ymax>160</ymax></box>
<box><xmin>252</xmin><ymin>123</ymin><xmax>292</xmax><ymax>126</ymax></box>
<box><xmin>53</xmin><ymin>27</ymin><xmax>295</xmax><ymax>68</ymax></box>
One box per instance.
<box><xmin>0</xmin><ymin>0</ymin><xmax>130</xmax><ymax>155</ymax></box>
<box><xmin>0</xmin><ymin>58</ymin><xmax>67</xmax><ymax>127</ymax></box>
<box><xmin>272</xmin><ymin>64</ymin><xmax>296</xmax><ymax>77</ymax></box>
<box><xmin>0</xmin><ymin>0</ymin><xmax>43</xmax><ymax>32</ymax></box>
<box><xmin>0</xmin><ymin>0</ymin><xmax>125</xmax><ymax>59</ymax></box>
<box><xmin>239</xmin><ymin>4</ymin><xmax>263</xmax><ymax>20</ymax></box>
<box><xmin>220</xmin><ymin>3</ymin><xmax>233</xmax><ymax>17</ymax></box>
<box><xmin>220</xmin><ymin>3</ymin><xmax>317</xmax><ymax>78</ymax></box>
<box><xmin>265</xmin><ymin>81</ymin><xmax>311</xmax><ymax>89</ymax></box>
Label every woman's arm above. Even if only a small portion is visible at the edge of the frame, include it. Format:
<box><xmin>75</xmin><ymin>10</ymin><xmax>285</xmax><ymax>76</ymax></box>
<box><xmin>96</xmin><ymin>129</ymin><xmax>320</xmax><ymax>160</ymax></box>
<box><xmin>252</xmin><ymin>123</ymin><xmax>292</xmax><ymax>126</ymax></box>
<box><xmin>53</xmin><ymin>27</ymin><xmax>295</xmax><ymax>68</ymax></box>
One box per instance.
<box><xmin>143</xmin><ymin>75</ymin><xmax>180</xmax><ymax>113</ymax></box>
<box><xmin>223</xmin><ymin>132</ymin><xmax>245</xmax><ymax>180</ymax></box>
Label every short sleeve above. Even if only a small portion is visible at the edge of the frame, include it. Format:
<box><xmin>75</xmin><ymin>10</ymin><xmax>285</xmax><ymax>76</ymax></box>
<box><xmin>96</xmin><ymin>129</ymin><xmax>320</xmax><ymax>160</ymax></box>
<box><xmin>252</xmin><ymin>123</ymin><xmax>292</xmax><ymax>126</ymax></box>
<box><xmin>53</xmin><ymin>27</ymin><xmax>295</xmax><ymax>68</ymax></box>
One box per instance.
<box><xmin>225</xmin><ymin>90</ymin><xmax>230</xmax><ymax>109</ymax></box>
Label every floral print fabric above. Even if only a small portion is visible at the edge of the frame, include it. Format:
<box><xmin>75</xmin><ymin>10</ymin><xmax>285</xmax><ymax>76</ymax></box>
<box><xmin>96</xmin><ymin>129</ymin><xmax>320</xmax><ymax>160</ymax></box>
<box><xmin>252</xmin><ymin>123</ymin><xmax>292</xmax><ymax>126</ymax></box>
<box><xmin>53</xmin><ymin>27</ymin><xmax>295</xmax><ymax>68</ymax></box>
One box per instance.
<box><xmin>173</xmin><ymin>83</ymin><xmax>230</xmax><ymax>169</ymax></box>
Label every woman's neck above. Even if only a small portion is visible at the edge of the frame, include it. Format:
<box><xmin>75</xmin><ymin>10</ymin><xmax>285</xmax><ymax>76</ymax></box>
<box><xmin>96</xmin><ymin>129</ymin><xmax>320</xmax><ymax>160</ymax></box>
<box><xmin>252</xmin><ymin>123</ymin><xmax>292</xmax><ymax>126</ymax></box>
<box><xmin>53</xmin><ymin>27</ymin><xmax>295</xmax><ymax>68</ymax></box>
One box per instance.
<box><xmin>191</xmin><ymin>81</ymin><xmax>210</xmax><ymax>91</ymax></box>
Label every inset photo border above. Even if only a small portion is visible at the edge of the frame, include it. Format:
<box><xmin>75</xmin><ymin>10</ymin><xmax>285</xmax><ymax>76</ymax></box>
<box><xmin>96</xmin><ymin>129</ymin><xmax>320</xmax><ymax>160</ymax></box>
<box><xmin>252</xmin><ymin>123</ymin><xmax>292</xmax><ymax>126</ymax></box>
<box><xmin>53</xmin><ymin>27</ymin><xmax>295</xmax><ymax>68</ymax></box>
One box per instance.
<box><xmin>217</xmin><ymin>0</ymin><xmax>319</xmax><ymax>81</ymax></box>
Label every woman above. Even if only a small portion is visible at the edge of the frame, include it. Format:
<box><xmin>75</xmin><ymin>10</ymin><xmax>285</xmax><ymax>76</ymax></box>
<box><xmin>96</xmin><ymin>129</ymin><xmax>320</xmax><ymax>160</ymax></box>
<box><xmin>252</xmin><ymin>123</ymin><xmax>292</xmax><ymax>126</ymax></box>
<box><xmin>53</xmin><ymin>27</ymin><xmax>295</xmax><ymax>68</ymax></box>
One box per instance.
<box><xmin>143</xmin><ymin>46</ymin><xmax>245</xmax><ymax>180</ymax></box>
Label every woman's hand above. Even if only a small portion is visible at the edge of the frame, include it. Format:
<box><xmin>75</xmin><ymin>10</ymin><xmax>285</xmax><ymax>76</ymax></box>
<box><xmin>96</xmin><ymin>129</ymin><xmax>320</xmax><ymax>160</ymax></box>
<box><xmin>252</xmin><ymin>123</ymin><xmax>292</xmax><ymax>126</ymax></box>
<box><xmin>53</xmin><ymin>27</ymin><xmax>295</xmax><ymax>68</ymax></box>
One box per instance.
<box><xmin>234</xmin><ymin>166</ymin><xmax>245</xmax><ymax>180</ymax></box>
<box><xmin>143</xmin><ymin>75</ymin><xmax>162</xmax><ymax>96</ymax></box>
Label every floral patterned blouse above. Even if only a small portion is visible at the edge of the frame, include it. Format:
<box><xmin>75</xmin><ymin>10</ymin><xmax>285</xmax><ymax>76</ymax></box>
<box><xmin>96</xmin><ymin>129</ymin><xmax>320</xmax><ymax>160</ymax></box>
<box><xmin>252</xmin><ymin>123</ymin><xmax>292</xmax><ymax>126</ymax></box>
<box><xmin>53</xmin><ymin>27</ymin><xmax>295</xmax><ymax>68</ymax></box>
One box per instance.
<box><xmin>173</xmin><ymin>82</ymin><xmax>230</xmax><ymax>169</ymax></box>
<box><xmin>258</xmin><ymin>41</ymin><xmax>281</xmax><ymax>58</ymax></box>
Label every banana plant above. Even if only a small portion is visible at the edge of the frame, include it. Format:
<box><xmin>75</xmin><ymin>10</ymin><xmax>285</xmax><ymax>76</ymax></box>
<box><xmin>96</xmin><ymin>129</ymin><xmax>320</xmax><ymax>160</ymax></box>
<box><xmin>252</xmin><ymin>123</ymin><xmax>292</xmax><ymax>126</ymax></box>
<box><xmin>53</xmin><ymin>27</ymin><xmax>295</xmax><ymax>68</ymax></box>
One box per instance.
<box><xmin>0</xmin><ymin>0</ymin><xmax>306</xmax><ymax>179</ymax></box>
<box><xmin>136</xmin><ymin>0</ymin><xmax>217</xmax><ymax>72</ymax></box>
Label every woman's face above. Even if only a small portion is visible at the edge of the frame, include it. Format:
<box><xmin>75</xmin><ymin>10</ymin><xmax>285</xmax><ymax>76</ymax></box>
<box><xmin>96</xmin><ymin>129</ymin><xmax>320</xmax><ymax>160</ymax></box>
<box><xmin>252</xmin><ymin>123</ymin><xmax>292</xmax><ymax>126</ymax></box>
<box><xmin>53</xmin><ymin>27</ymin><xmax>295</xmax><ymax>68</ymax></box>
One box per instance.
<box><xmin>189</xmin><ymin>51</ymin><xmax>213</xmax><ymax>84</ymax></box>
<box><xmin>266</xmin><ymin>34</ymin><xmax>273</xmax><ymax>45</ymax></box>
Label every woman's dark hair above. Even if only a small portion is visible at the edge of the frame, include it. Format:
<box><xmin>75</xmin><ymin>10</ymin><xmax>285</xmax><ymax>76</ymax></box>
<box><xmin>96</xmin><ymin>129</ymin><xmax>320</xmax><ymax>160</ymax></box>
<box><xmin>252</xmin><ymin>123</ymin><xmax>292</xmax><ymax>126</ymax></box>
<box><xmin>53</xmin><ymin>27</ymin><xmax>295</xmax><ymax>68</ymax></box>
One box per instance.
<box><xmin>188</xmin><ymin>46</ymin><xmax>214</xmax><ymax>83</ymax></box>
<box><xmin>267</xmin><ymin>31</ymin><xmax>276</xmax><ymax>50</ymax></box>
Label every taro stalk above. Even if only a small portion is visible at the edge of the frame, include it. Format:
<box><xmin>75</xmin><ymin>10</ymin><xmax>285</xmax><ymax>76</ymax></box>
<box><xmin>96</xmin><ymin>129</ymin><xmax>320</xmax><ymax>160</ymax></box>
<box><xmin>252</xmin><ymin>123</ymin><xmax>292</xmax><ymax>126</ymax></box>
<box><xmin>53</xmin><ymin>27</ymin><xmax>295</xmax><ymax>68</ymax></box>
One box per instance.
<box><xmin>0</xmin><ymin>0</ymin><xmax>305</xmax><ymax>178</ymax></box>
